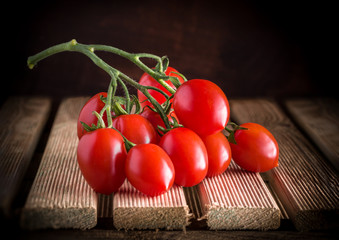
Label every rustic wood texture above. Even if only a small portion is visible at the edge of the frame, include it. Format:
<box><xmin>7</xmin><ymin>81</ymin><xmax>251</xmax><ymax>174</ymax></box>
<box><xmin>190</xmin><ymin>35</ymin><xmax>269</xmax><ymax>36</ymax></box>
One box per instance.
<box><xmin>230</xmin><ymin>98</ymin><xmax>339</xmax><ymax>231</ymax></box>
<box><xmin>3</xmin><ymin>95</ymin><xmax>339</xmax><ymax>239</ymax></box>
<box><xmin>0</xmin><ymin>97</ymin><xmax>51</xmax><ymax>217</ymax></box>
<box><xmin>20</xmin><ymin>97</ymin><xmax>98</xmax><ymax>230</ymax></box>
<box><xmin>113</xmin><ymin>180</ymin><xmax>191</xmax><ymax>230</ymax></box>
<box><xmin>285</xmin><ymin>98</ymin><xmax>339</xmax><ymax>171</ymax></box>
<box><xmin>196</xmin><ymin>161</ymin><xmax>280</xmax><ymax>230</ymax></box>
<box><xmin>261</xmin><ymin>176</ymin><xmax>289</xmax><ymax>220</ymax></box>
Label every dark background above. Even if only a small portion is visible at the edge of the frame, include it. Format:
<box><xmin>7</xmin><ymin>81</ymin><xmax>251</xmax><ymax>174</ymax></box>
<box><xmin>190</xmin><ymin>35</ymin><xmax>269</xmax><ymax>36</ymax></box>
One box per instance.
<box><xmin>1</xmin><ymin>0</ymin><xmax>336</xmax><ymax>106</ymax></box>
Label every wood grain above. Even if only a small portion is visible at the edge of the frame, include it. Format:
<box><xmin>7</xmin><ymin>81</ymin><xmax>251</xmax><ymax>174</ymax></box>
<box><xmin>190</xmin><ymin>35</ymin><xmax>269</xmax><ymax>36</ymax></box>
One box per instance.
<box><xmin>113</xmin><ymin>180</ymin><xmax>191</xmax><ymax>230</ymax></box>
<box><xmin>0</xmin><ymin>97</ymin><xmax>51</xmax><ymax>217</ymax></box>
<box><xmin>285</xmin><ymin>98</ymin><xmax>339</xmax><ymax>171</ymax></box>
<box><xmin>196</xmin><ymin>161</ymin><xmax>280</xmax><ymax>230</ymax></box>
<box><xmin>230</xmin><ymin>98</ymin><xmax>339</xmax><ymax>231</ymax></box>
<box><xmin>20</xmin><ymin>97</ymin><xmax>98</xmax><ymax>230</ymax></box>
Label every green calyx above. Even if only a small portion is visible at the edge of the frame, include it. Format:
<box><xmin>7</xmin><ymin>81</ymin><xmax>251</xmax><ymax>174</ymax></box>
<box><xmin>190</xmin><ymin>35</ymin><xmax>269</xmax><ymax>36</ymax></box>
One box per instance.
<box><xmin>225</xmin><ymin>122</ymin><xmax>248</xmax><ymax>144</ymax></box>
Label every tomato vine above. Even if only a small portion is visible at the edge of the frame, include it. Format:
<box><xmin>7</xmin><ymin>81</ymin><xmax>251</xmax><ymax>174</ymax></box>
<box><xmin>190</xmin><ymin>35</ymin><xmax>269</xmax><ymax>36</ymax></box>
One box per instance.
<box><xmin>27</xmin><ymin>39</ymin><xmax>280</xmax><ymax>195</ymax></box>
<box><xmin>27</xmin><ymin>39</ymin><xmax>245</xmax><ymax>142</ymax></box>
<box><xmin>28</xmin><ymin>39</ymin><xmax>178</xmax><ymax>130</ymax></box>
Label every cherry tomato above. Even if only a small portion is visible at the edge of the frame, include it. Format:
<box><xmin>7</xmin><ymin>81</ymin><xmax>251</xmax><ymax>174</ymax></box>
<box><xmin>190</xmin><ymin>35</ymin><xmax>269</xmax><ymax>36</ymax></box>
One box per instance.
<box><xmin>113</xmin><ymin>114</ymin><xmax>158</xmax><ymax>144</ymax></box>
<box><xmin>230</xmin><ymin>123</ymin><xmax>279</xmax><ymax>172</ymax></box>
<box><xmin>159</xmin><ymin>127</ymin><xmax>208</xmax><ymax>187</ymax></box>
<box><xmin>140</xmin><ymin>108</ymin><xmax>179</xmax><ymax>131</ymax></box>
<box><xmin>77</xmin><ymin>92</ymin><xmax>108</xmax><ymax>139</ymax></box>
<box><xmin>125</xmin><ymin>144</ymin><xmax>175</xmax><ymax>196</ymax></box>
<box><xmin>137</xmin><ymin>66</ymin><xmax>184</xmax><ymax>108</ymax></box>
<box><xmin>173</xmin><ymin>79</ymin><xmax>229</xmax><ymax>136</ymax></box>
<box><xmin>200</xmin><ymin>132</ymin><xmax>232</xmax><ymax>177</ymax></box>
<box><xmin>77</xmin><ymin>128</ymin><xmax>127</xmax><ymax>195</ymax></box>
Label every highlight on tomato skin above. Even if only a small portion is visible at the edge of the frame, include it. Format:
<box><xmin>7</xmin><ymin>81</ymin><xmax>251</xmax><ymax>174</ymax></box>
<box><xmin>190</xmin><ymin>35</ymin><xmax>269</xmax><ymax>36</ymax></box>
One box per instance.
<box><xmin>77</xmin><ymin>128</ymin><xmax>127</xmax><ymax>195</ymax></box>
<box><xmin>173</xmin><ymin>79</ymin><xmax>230</xmax><ymax>136</ymax></box>
<box><xmin>112</xmin><ymin>114</ymin><xmax>158</xmax><ymax>144</ymax></box>
<box><xmin>159</xmin><ymin>127</ymin><xmax>208</xmax><ymax>187</ymax></box>
<box><xmin>230</xmin><ymin>122</ymin><xmax>279</xmax><ymax>173</ymax></box>
<box><xmin>125</xmin><ymin>144</ymin><xmax>175</xmax><ymax>197</ymax></box>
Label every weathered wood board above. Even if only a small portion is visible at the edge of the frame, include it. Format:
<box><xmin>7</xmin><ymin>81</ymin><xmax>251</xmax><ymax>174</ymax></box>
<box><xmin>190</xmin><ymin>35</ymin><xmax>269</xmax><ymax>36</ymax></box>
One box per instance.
<box><xmin>113</xmin><ymin>180</ymin><xmax>191</xmax><ymax>230</ymax></box>
<box><xmin>0</xmin><ymin>97</ymin><xmax>51</xmax><ymax>217</ymax></box>
<box><xmin>10</xmin><ymin>96</ymin><xmax>338</xmax><ymax>233</ymax></box>
<box><xmin>20</xmin><ymin>97</ymin><xmax>98</xmax><ymax>230</ymax></box>
<box><xmin>195</xmin><ymin>161</ymin><xmax>280</xmax><ymax>230</ymax></box>
<box><xmin>230</xmin><ymin>98</ymin><xmax>339</xmax><ymax>231</ymax></box>
<box><xmin>285</xmin><ymin>98</ymin><xmax>339</xmax><ymax>171</ymax></box>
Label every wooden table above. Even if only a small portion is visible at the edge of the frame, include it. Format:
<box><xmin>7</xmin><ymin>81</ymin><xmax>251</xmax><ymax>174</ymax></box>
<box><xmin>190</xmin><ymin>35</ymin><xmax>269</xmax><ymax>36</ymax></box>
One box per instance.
<box><xmin>0</xmin><ymin>96</ymin><xmax>338</xmax><ymax>239</ymax></box>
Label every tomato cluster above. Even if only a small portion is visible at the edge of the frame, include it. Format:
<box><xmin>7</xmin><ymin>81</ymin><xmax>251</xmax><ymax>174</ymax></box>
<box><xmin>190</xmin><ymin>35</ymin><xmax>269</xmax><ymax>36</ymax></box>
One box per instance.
<box><xmin>76</xmin><ymin>67</ymin><xmax>279</xmax><ymax>196</ymax></box>
<box><xmin>26</xmin><ymin>40</ymin><xmax>279</xmax><ymax>197</ymax></box>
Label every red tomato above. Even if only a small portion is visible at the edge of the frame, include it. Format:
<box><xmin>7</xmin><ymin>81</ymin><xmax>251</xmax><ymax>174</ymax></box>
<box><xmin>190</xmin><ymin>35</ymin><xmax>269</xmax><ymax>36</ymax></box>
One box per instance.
<box><xmin>113</xmin><ymin>114</ymin><xmax>158</xmax><ymax>144</ymax></box>
<box><xmin>173</xmin><ymin>79</ymin><xmax>229</xmax><ymax>136</ymax></box>
<box><xmin>137</xmin><ymin>66</ymin><xmax>184</xmax><ymax>108</ymax></box>
<box><xmin>159</xmin><ymin>127</ymin><xmax>208</xmax><ymax>187</ymax></box>
<box><xmin>77</xmin><ymin>128</ymin><xmax>127</xmax><ymax>195</ymax></box>
<box><xmin>125</xmin><ymin>144</ymin><xmax>175</xmax><ymax>196</ymax></box>
<box><xmin>201</xmin><ymin>132</ymin><xmax>232</xmax><ymax>177</ymax></box>
<box><xmin>140</xmin><ymin>108</ymin><xmax>179</xmax><ymax>131</ymax></box>
<box><xmin>77</xmin><ymin>92</ymin><xmax>108</xmax><ymax>139</ymax></box>
<box><xmin>230</xmin><ymin>123</ymin><xmax>279</xmax><ymax>172</ymax></box>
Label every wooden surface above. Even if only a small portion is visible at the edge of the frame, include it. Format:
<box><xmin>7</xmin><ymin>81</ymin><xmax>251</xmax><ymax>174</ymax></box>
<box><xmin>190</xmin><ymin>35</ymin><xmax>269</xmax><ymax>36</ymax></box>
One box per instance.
<box><xmin>0</xmin><ymin>96</ymin><xmax>338</xmax><ymax>239</ymax></box>
<box><xmin>0</xmin><ymin>97</ymin><xmax>51</xmax><ymax>217</ymax></box>
<box><xmin>196</xmin><ymin>161</ymin><xmax>280</xmax><ymax>230</ymax></box>
<box><xmin>285</xmin><ymin>98</ymin><xmax>339</xmax><ymax>171</ymax></box>
<box><xmin>113</xmin><ymin>180</ymin><xmax>190</xmax><ymax>230</ymax></box>
<box><xmin>20</xmin><ymin>97</ymin><xmax>98</xmax><ymax>230</ymax></box>
<box><xmin>230</xmin><ymin>98</ymin><xmax>339</xmax><ymax>231</ymax></box>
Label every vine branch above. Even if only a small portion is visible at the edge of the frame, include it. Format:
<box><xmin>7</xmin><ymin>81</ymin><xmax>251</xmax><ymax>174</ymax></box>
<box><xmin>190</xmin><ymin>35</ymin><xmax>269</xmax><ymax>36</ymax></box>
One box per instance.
<box><xmin>28</xmin><ymin>39</ymin><xmax>173</xmax><ymax>129</ymax></box>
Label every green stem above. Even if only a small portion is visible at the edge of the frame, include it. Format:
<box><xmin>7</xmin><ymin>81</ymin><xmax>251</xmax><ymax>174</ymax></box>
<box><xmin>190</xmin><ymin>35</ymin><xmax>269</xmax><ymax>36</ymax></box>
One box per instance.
<box><xmin>28</xmin><ymin>39</ymin><xmax>172</xmax><ymax>129</ymax></box>
<box><xmin>224</xmin><ymin>122</ymin><xmax>248</xmax><ymax>145</ymax></box>
<box><xmin>85</xmin><ymin>44</ymin><xmax>176</xmax><ymax>94</ymax></box>
<box><xmin>93</xmin><ymin>111</ymin><xmax>106</xmax><ymax>128</ymax></box>
<box><xmin>105</xmin><ymin>78</ymin><xmax>116</xmax><ymax>128</ymax></box>
<box><xmin>224</xmin><ymin>126</ymin><xmax>233</xmax><ymax>133</ymax></box>
<box><xmin>117</xmin><ymin>77</ymin><xmax>131</xmax><ymax>113</ymax></box>
<box><xmin>118</xmin><ymin>72</ymin><xmax>171</xmax><ymax>129</ymax></box>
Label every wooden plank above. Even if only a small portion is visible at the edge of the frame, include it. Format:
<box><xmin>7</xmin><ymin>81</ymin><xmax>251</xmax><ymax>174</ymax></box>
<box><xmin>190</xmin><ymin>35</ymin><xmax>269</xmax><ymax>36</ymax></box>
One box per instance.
<box><xmin>230</xmin><ymin>98</ymin><xmax>339</xmax><ymax>231</ymax></box>
<box><xmin>0</xmin><ymin>96</ymin><xmax>51</xmax><ymax>217</ymax></box>
<box><xmin>113</xmin><ymin>180</ymin><xmax>191</xmax><ymax>230</ymax></box>
<box><xmin>20</xmin><ymin>97</ymin><xmax>98</xmax><ymax>230</ymax></box>
<box><xmin>285</xmin><ymin>98</ymin><xmax>339</xmax><ymax>171</ymax></box>
<box><xmin>195</xmin><ymin>161</ymin><xmax>280</xmax><ymax>230</ymax></box>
